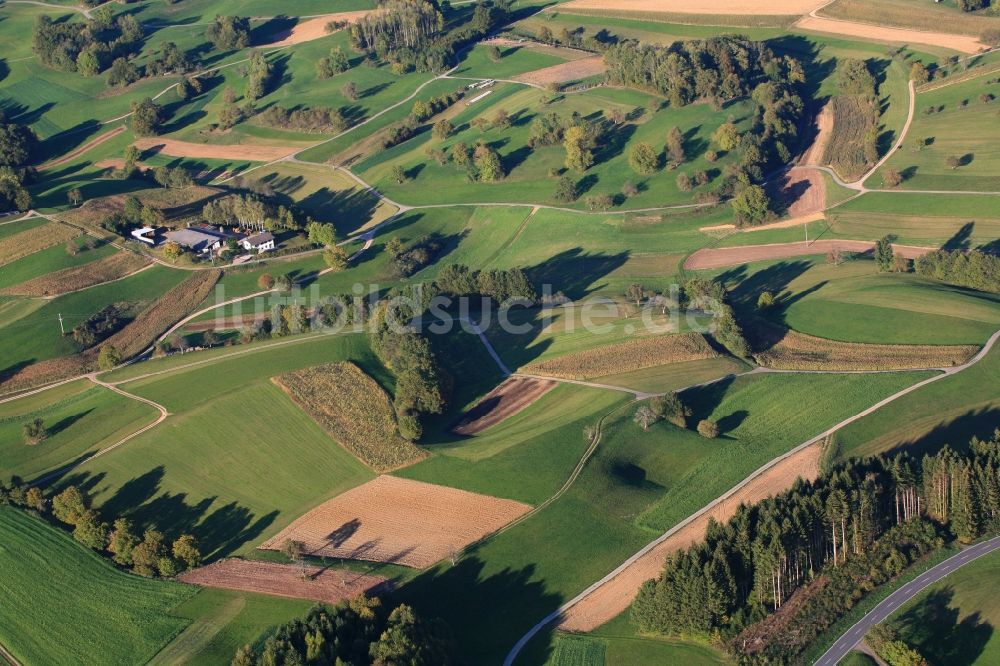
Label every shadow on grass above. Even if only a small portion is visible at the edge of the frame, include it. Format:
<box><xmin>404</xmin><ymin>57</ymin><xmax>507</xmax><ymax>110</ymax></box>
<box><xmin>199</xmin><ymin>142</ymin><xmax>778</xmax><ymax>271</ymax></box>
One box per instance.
<box><xmin>894</xmin><ymin>586</ymin><xmax>992</xmax><ymax>666</ymax></box>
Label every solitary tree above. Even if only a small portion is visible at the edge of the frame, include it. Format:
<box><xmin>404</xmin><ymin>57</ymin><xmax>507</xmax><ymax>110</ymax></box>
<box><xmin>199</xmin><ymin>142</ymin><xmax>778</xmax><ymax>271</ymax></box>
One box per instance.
<box><xmin>874</xmin><ymin>235</ymin><xmax>895</xmax><ymax>272</ymax></box>
<box><xmin>946</xmin><ymin>155</ymin><xmax>961</xmax><ymax>170</ymax></box>
<box><xmin>554</xmin><ymin>175</ymin><xmax>577</xmax><ymax>202</ymax></box>
<box><xmin>634</xmin><ymin>405</ymin><xmax>658</xmax><ymax>431</ymax></box>
<box><xmin>697</xmin><ymin>419</ymin><xmax>720</xmax><ymax>439</ymax></box>
<box><xmin>626</xmin><ymin>283</ymin><xmax>645</xmax><ymax>307</ymax></box>
<box><xmin>67</xmin><ymin>187</ymin><xmax>83</xmax><ymax>206</ymax></box>
<box><xmin>488</xmin><ymin>45</ymin><xmax>502</xmax><ymax>62</ymax></box>
<box><xmin>731</xmin><ymin>185</ymin><xmax>771</xmax><ymax>227</ymax></box>
<box><xmin>665</xmin><ymin>126</ymin><xmax>685</xmax><ymax>164</ymax></box>
<box><xmin>257</xmin><ymin>273</ymin><xmax>275</xmax><ymax>290</ymax></box>
<box><xmin>391</xmin><ymin>165</ymin><xmax>408</xmax><ymax>184</ymax></box>
<box><xmin>628</xmin><ymin>141</ymin><xmax>658</xmax><ymax>175</ymax></box>
<box><xmin>22</xmin><ymin>418</ymin><xmax>47</xmax><ymax>445</ymax></box>
<box><xmin>342</xmin><ymin>81</ymin><xmax>358</xmax><ymax>101</ymax></box>
<box><xmin>882</xmin><ymin>168</ymin><xmax>903</xmax><ymax>188</ymax></box>
<box><xmin>563</xmin><ymin>125</ymin><xmax>594</xmax><ymax>172</ymax></box>
<box><xmin>324</xmin><ymin>245</ymin><xmax>349</xmax><ymax>272</ymax></box>
<box><xmin>98</xmin><ymin>344</ymin><xmax>122</xmax><ymax>370</ymax></box>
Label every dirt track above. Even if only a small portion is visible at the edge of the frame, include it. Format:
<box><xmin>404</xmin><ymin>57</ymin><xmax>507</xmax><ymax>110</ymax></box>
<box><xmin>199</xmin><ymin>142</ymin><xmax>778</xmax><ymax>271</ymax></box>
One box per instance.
<box><xmin>178</xmin><ymin>558</ymin><xmax>387</xmax><ymax>604</ymax></box>
<box><xmin>262</xmin><ymin>11</ymin><xmax>371</xmax><ymax>47</ymax></box>
<box><xmin>512</xmin><ymin>57</ymin><xmax>606</xmax><ymax>86</ymax></box>
<box><xmin>132</xmin><ymin>138</ymin><xmax>309</xmax><ymax>162</ymax></box>
<box><xmin>259</xmin><ymin>476</ymin><xmax>532</xmax><ymax>568</ymax></box>
<box><xmin>39</xmin><ymin>125</ymin><xmax>126</xmax><ymax>171</ymax></box>
<box><xmin>560</xmin><ymin>0</ymin><xmax>825</xmax><ymax>14</ymax></box>
<box><xmin>684</xmin><ymin>240</ymin><xmax>934</xmax><ymax>270</ymax></box>
<box><xmin>452</xmin><ymin>376</ymin><xmax>556</xmax><ymax>435</ymax></box>
<box><xmin>795</xmin><ymin>16</ymin><xmax>986</xmax><ymax>54</ymax></box>
<box><xmin>557</xmin><ymin>443</ymin><xmax>823</xmax><ymax>631</ymax></box>
<box><xmin>801</xmin><ymin>104</ymin><xmax>832</xmax><ymax>166</ymax></box>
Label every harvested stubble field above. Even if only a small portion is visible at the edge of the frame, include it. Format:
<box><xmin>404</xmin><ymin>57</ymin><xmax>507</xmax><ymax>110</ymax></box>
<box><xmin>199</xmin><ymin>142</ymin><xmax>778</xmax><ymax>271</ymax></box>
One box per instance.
<box><xmin>512</xmin><ymin>56</ymin><xmax>606</xmax><ymax>87</ymax></box>
<box><xmin>178</xmin><ymin>559</ymin><xmax>387</xmax><ymax>605</ymax></box>
<box><xmin>133</xmin><ymin>138</ymin><xmax>310</xmax><ymax>162</ymax></box>
<box><xmin>560</xmin><ymin>0</ymin><xmax>823</xmax><ymax>15</ymax></box>
<box><xmin>0</xmin><ymin>251</ymin><xmax>151</xmax><ymax>297</ymax></box>
<box><xmin>817</xmin><ymin>0</ymin><xmax>1000</xmax><ymax>38</ymax></box>
<box><xmin>684</xmin><ymin>240</ymin><xmax>933</xmax><ymax>270</ymax></box>
<box><xmin>519</xmin><ymin>332</ymin><xmax>718</xmax><ymax>381</ymax></box>
<box><xmin>753</xmin><ymin>327</ymin><xmax>978</xmax><ymax>371</ymax></box>
<box><xmin>262</xmin><ymin>11</ymin><xmax>372</xmax><ymax>47</ymax></box>
<box><xmin>452</xmin><ymin>376</ymin><xmax>557</xmax><ymax>436</ymax></box>
<box><xmin>259</xmin><ymin>475</ymin><xmax>532</xmax><ymax>568</ymax></box>
<box><xmin>0</xmin><ymin>222</ymin><xmax>80</xmax><ymax>266</ymax></box>
<box><xmin>273</xmin><ymin>362</ymin><xmax>425</xmax><ymax>471</ymax></box>
<box><xmin>794</xmin><ymin>16</ymin><xmax>986</xmax><ymax>54</ymax></box>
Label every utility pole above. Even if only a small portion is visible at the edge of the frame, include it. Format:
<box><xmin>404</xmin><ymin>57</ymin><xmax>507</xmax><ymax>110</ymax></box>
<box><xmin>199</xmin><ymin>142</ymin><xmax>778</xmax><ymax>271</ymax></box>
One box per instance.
<box><xmin>57</xmin><ymin>313</ymin><xmax>65</xmax><ymax>335</ymax></box>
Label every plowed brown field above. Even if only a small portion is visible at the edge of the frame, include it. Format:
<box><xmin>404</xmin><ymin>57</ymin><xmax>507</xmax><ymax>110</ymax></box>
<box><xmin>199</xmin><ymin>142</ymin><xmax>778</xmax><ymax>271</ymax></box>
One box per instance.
<box><xmin>452</xmin><ymin>376</ymin><xmax>557</xmax><ymax>435</ymax></box>
<box><xmin>262</xmin><ymin>11</ymin><xmax>372</xmax><ymax>47</ymax></box>
<box><xmin>513</xmin><ymin>56</ymin><xmax>606</xmax><ymax>86</ymax></box>
<box><xmin>178</xmin><ymin>558</ymin><xmax>388</xmax><ymax>604</ymax></box>
<box><xmin>259</xmin><ymin>476</ymin><xmax>532</xmax><ymax>568</ymax></box>
<box><xmin>133</xmin><ymin>138</ymin><xmax>308</xmax><ymax>162</ymax></box>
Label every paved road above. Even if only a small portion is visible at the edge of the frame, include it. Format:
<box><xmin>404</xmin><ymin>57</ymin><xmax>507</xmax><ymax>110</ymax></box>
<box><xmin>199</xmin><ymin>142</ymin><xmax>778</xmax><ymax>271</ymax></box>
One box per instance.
<box><xmin>815</xmin><ymin>534</ymin><xmax>1000</xmax><ymax>666</ymax></box>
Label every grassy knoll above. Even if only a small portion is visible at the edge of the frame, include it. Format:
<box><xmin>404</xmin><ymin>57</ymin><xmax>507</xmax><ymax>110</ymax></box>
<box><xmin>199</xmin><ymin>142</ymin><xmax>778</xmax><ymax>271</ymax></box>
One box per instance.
<box><xmin>819</xmin><ymin>0</ymin><xmax>1000</xmax><ymax>36</ymax></box>
<box><xmin>253</xmin><ymin>161</ymin><xmax>398</xmax><ymax>237</ymax></box>
<box><xmin>722</xmin><ymin>259</ymin><xmax>1000</xmax><ymax>345</ymax></box>
<box><xmin>0</xmin><ymin>238</ymin><xmax>116</xmax><ymax>292</ymax></box>
<box><xmin>883</xmin><ymin>547</ymin><xmax>1000</xmax><ymax>666</ymax></box>
<box><xmin>874</xmin><ymin>74</ymin><xmax>1000</xmax><ymax>191</ymax></box>
<box><xmin>0</xmin><ymin>379</ymin><xmax>158</xmax><ymax>481</ymax></box>
<box><xmin>356</xmin><ymin>84</ymin><xmax>757</xmax><ymax>209</ymax></box>
<box><xmin>455</xmin><ymin>43</ymin><xmax>567</xmax><ymax>79</ymax></box>
<box><xmin>832</xmin><ymin>342</ymin><xmax>1000</xmax><ymax>461</ymax></box>
<box><xmin>396</xmin><ymin>369</ymin><xmax>925</xmax><ymax>664</ymax></box>
<box><xmin>55</xmin><ymin>335</ymin><xmax>379</xmax><ymax>558</ymax></box>
<box><xmin>0</xmin><ymin>506</ymin><xmax>195</xmax><ymax>666</ymax></box>
<box><xmin>148</xmin><ymin>588</ymin><xmax>311</xmax><ymax>666</ymax></box>
<box><xmin>0</xmin><ymin>265</ymin><xmax>187</xmax><ymax>375</ymax></box>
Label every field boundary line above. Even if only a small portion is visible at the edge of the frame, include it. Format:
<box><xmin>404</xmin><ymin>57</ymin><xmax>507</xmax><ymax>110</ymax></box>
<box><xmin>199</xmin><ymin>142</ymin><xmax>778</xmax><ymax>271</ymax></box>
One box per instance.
<box><xmin>503</xmin><ymin>327</ymin><xmax>1000</xmax><ymax>665</ymax></box>
<box><xmin>0</xmin><ymin>640</ymin><xmax>21</xmax><ymax>666</ymax></box>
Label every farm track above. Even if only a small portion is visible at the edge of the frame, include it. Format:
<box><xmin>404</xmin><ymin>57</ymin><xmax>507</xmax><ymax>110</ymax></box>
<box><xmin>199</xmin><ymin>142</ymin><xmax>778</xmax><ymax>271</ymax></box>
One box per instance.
<box><xmin>503</xmin><ymin>327</ymin><xmax>1000</xmax><ymax>664</ymax></box>
<box><xmin>0</xmin><ymin>640</ymin><xmax>20</xmax><ymax>666</ymax></box>
<box><xmin>38</xmin><ymin>125</ymin><xmax>126</xmax><ymax>171</ymax></box>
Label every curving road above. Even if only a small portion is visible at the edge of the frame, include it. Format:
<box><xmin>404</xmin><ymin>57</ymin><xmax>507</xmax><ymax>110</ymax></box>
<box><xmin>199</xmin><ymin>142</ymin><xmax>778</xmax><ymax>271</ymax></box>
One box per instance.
<box><xmin>815</xmin><ymin>534</ymin><xmax>1000</xmax><ymax>666</ymax></box>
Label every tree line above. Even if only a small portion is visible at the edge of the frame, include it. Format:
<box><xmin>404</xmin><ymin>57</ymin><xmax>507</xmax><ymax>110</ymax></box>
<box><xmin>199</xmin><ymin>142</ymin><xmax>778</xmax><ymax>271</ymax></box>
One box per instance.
<box><xmin>915</xmin><ymin>248</ymin><xmax>999</xmax><ymax>293</ymax></box>
<box><xmin>631</xmin><ymin>431</ymin><xmax>1000</xmax><ymax>663</ymax></box>
<box><xmin>231</xmin><ymin>597</ymin><xmax>454</xmax><ymax>665</ymax></box>
<box><xmin>0</xmin><ymin>110</ymin><xmax>37</xmax><ymax>212</ymax></box>
<box><xmin>32</xmin><ymin>9</ymin><xmax>143</xmax><ymax>78</ymax></box>
<box><xmin>1</xmin><ymin>480</ymin><xmax>201</xmax><ymax>578</ymax></box>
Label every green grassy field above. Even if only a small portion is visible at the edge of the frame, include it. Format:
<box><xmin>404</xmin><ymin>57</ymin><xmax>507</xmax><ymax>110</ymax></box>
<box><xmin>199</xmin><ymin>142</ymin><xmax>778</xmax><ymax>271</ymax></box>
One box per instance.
<box><xmin>875</xmin><ymin>75</ymin><xmax>1000</xmax><ymax>191</ymax></box>
<box><xmin>0</xmin><ymin>239</ymin><xmax>117</xmax><ymax>291</ymax></box>
<box><xmin>455</xmin><ymin>43</ymin><xmax>568</xmax><ymax>79</ymax></box>
<box><xmin>832</xmin><ymin>341</ymin><xmax>1000</xmax><ymax>461</ymax></box>
<box><xmin>884</xmin><ymin>546</ymin><xmax>1000</xmax><ymax>665</ymax></box>
<box><xmin>0</xmin><ymin>264</ymin><xmax>187</xmax><ymax>374</ymax></box>
<box><xmin>0</xmin><ymin>379</ymin><xmax>159</xmax><ymax>481</ymax></box>
<box><xmin>722</xmin><ymin>259</ymin><xmax>1000</xmax><ymax>345</ymax></box>
<box><xmin>55</xmin><ymin>334</ymin><xmax>379</xmax><ymax>557</ymax></box>
<box><xmin>0</xmin><ymin>506</ymin><xmax>196</xmax><ymax>665</ymax></box>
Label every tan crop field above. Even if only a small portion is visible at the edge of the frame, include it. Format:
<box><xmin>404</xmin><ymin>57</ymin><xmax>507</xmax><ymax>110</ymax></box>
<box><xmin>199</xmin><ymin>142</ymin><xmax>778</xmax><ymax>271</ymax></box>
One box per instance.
<box><xmin>794</xmin><ymin>16</ymin><xmax>986</xmax><ymax>53</ymax></box>
<box><xmin>823</xmin><ymin>95</ymin><xmax>877</xmax><ymax>181</ymax></box>
<box><xmin>452</xmin><ymin>376</ymin><xmax>557</xmax><ymax>435</ymax></box>
<box><xmin>262</xmin><ymin>11</ymin><xmax>372</xmax><ymax>47</ymax></box>
<box><xmin>259</xmin><ymin>476</ymin><xmax>532</xmax><ymax>568</ymax></box>
<box><xmin>818</xmin><ymin>0</ymin><xmax>1000</xmax><ymax>37</ymax></box>
<box><xmin>753</xmin><ymin>327</ymin><xmax>978</xmax><ymax>371</ymax></box>
<box><xmin>178</xmin><ymin>559</ymin><xmax>388</xmax><ymax>605</ymax></box>
<box><xmin>133</xmin><ymin>138</ymin><xmax>310</xmax><ymax>162</ymax></box>
<box><xmin>273</xmin><ymin>362</ymin><xmax>426</xmax><ymax>472</ymax></box>
<box><xmin>94</xmin><ymin>269</ymin><xmax>221</xmax><ymax>359</ymax></box>
<box><xmin>0</xmin><ymin>252</ymin><xmax>151</xmax><ymax>297</ymax></box>
<box><xmin>512</xmin><ymin>56</ymin><xmax>607</xmax><ymax>87</ymax></box>
<box><xmin>561</xmin><ymin>0</ymin><xmax>824</xmax><ymax>15</ymax></box>
<box><xmin>519</xmin><ymin>332</ymin><xmax>718</xmax><ymax>381</ymax></box>
<box><xmin>0</xmin><ymin>222</ymin><xmax>80</xmax><ymax>266</ymax></box>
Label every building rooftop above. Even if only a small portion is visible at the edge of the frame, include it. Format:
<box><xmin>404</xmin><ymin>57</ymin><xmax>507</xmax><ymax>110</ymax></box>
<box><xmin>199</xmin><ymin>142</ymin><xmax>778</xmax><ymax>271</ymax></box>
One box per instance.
<box><xmin>164</xmin><ymin>228</ymin><xmax>223</xmax><ymax>252</ymax></box>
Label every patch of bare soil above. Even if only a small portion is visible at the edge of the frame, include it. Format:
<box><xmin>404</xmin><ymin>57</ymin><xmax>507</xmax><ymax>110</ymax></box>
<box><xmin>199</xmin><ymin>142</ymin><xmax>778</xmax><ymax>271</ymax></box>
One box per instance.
<box><xmin>513</xmin><ymin>56</ymin><xmax>607</xmax><ymax>87</ymax></box>
<box><xmin>683</xmin><ymin>240</ymin><xmax>934</xmax><ymax>270</ymax></box>
<box><xmin>558</xmin><ymin>443</ymin><xmax>823</xmax><ymax>631</ymax></box>
<box><xmin>452</xmin><ymin>376</ymin><xmax>557</xmax><ymax>436</ymax></box>
<box><xmin>40</xmin><ymin>125</ymin><xmax>126</xmax><ymax>171</ymax></box>
<box><xmin>801</xmin><ymin>104</ymin><xmax>832</xmax><ymax>166</ymax></box>
<box><xmin>795</xmin><ymin>16</ymin><xmax>986</xmax><ymax>54</ymax></box>
<box><xmin>133</xmin><ymin>138</ymin><xmax>309</xmax><ymax>162</ymax></box>
<box><xmin>259</xmin><ymin>476</ymin><xmax>532</xmax><ymax>568</ymax></box>
<box><xmin>177</xmin><ymin>558</ymin><xmax>388</xmax><ymax>604</ymax></box>
<box><xmin>773</xmin><ymin>167</ymin><xmax>827</xmax><ymax>219</ymax></box>
<box><xmin>262</xmin><ymin>11</ymin><xmax>371</xmax><ymax>47</ymax></box>
<box><xmin>561</xmin><ymin>0</ymin><xmax>827</xmax><ymax>15</ymax></box>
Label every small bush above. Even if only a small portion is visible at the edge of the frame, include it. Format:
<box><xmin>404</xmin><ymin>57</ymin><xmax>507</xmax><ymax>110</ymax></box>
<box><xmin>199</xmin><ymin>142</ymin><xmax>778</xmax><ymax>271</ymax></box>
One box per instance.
<box><xmin>697</xmin><ymin>419</ymin><xmax>719</xmax><ymax>439</ymax></box>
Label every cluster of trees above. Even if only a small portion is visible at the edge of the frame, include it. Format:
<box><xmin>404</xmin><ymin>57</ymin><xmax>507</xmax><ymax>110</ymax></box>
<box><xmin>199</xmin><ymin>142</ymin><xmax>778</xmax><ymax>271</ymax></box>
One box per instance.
<box><xmin>145</xmin><ymin>41</ymin><xmax>195</xmax><ymax>77</ymax></box>
<box><xmin>130</xmin><ymin>98</ymin><xmax>165</xmax><ymax>136</ymax></box>
<box><xmin>1</xmin><ymin>481</ymin><xmax>202</xmax><ymax>578</ymax></box>
<box><xmin>350</xmin><ymin>0</ymin><xmax>511</xmax><ymax>72</ymax></box>
<box><xmin>632</xmin><ymin>432</ymin><xmax>1000</xmax><ymax>663</ymax></box>
<box><xmin>231</xmin><ymin>597</ymin><xmax>454</xmax><ymax>666</ymax></box>
<box><xmin>72</xmin><ymin>302</ymin><xmax>130</xmax><ymax>347</ymax></box>
<box><xmin>202</xmin><ymin>193</ymin><xmax>304</xmax><ymax>233</ymax></box>
<box><xmin>307</xmin><ymin>221</ymin><xmax>349</xmax><ymax>270</ymax></box>
<box><xmin>433</xmin><ymin>263</ymin><xmax>537</xmax><ymax>303</ymax></box>
<box><xmin>683</xmin><ymin>277</ymin><xmax>750</xmax><ymax>357</ymax></box>
<box><xmin>411</xmin><ymin>89</ymin><xmax>464</xmax><ymax>122</ymax></box>
<box><xmin>255</xmin><ymin>105</ymin><xmax>348</xmax><ymax>133</ymax></box>
<box><xmin>915</xmin><ymin>248</ymin><xmax>1000</xmax><ymax>293</ymax></box>
<box><xmin>101</xmin><ymin>194</ymin><xmax>165</xmax><ymax>236</ymax></box>
<box><xmin>369</xmin><ymin>300</ymin><xmax>449</xmax><ymax>441</ymax></box>
<box><xmin>316</xmin><ymin>46</ymin><xmax>352</xmax><ymax>79</ymax></box>
<box><xmin>206</xmin><ymin>15</ymin><xmax>252</xmax><ymax>51</ymax></box>
<box><xmin>0</xmin><ymin>113</ymin><xmax>37</xmax><ymax>211</ymax></box>
<box><xmin>32</xmin><ymin>10</ymin><xmax>143</xmax><ymax>76</ymax></box>
<box><xmin>385</xmin><ymin>234</ymin><xmax>445</xmax><ymax>277</ymax></box>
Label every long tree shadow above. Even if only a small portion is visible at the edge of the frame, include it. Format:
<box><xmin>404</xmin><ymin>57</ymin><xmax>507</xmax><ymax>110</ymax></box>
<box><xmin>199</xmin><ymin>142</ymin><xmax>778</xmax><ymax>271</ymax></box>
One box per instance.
<box><xmin>393</xmin><ymin>557</ymin><xmax>562</xmax><ymax>665</ymax></box>
<box><xmin>523</xmin><ymin>248</ymin><xmax>629</xmax><ymax>301</ymax></box>
<box><xmin>882</xmin><ymin>407</ymin><xmax>1000</xmax><ymax>460</ymax></box>
<box><xmin>894</xmin><ymin>587</ymin><xmax>993</xmax><ymax>666</ymax></box>
<box><xmin>944</xmin><ymin>221</ymin><xmax>975</xmax><ymax>251</ymax></box>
